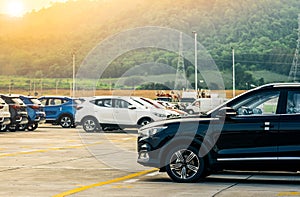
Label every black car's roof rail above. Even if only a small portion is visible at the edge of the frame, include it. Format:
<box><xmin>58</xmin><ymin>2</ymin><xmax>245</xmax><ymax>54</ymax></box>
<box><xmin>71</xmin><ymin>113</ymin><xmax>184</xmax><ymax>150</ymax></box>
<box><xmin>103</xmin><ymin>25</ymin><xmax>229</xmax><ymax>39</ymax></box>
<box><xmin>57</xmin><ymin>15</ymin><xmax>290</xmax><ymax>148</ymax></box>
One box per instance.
<box><xmin>257</xmin><ymin>83</ymin><xmax>300</xmax><ymax>89</ymax></box>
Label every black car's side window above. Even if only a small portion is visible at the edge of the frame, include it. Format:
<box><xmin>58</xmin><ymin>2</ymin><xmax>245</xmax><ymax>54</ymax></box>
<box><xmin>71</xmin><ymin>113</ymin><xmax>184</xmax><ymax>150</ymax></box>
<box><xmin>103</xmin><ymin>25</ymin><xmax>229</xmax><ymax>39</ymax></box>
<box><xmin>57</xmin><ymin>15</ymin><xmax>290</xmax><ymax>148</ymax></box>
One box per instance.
<box><xmin>286</xmin><ymin>91</ymin><xmax>300</xmax><ymax>114</ymax></box>
<box><xmin>232</xmin><ymin>91</ymin><xmax>280</xmax><ymax>115</ymax></box>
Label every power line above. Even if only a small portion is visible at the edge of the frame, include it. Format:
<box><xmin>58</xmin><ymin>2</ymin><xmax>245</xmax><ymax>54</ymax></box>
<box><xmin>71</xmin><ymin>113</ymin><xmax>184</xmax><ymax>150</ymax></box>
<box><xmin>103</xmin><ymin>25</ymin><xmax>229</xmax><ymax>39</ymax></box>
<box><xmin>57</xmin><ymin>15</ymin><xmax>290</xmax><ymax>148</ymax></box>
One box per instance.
<box><xmin>214</xmin><ymin>59</ymin><xmax>293</xmax><ymax>66</ymax></box>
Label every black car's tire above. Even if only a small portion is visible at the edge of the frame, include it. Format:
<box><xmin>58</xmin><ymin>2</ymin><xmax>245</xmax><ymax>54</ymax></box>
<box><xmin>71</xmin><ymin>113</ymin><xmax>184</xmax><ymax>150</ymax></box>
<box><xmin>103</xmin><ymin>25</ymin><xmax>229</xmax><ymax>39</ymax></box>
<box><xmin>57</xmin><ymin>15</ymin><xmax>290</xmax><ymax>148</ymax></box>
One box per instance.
<box><xmin>18</xmin><ymin>124</ymin><xmax>27</xmax><ymax>131</ymax></box>
<box><xmin>8</xmin><ymin>126</ymin><xmax>17</xmax><ymax>132</ymax></box>
<box><xmin>59</xmin><ymin>115</ymin><xmax>73</xmax><ymax>128</ymax></box>
<box><xmin>82</xmin><ymin>117</ymin><xmax>100</xmax><ymax>132</ymax></box>
<box><xmin>0</xmin><ymin>125</ymin><xmax>7</xmax><ymax>132</ymax></box>
<box><xmin>165</xmin><ymin>146</ymin><xmax>206</xmax><ymax>183</ymax></box>
<box><xmin>27</xmin><ymin>123</ymin><xmax>38</xmax><ymax>131</ymax></box>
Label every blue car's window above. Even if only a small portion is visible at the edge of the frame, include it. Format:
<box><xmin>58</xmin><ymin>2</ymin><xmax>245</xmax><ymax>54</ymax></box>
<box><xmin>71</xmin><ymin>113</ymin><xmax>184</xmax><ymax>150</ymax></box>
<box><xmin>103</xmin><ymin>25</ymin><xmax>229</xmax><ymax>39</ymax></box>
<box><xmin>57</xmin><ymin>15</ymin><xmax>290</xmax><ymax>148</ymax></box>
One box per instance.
<box><xmin>40</xmin><ymin>99</ymin><xmax>47</xmax><ymax>105</ymax></box>
<box><xmin>49</xmin><ymin>99</ymin><xmax>62</xmax><ymax>106</ymax></box>
<box><xmin>30</xmin><ymin>99</ymin><xmax>42</xmax><ymax>105</ymax></box>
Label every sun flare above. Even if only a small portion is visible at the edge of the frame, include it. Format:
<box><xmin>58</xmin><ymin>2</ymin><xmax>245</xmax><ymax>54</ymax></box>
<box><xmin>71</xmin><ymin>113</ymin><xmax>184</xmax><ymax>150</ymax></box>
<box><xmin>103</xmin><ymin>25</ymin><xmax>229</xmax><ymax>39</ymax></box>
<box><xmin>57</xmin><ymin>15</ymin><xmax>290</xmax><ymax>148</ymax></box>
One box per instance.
<box><xmin>5</xmin><ymin>0</ymin><xmax>25</xmax><ymax>17</ymax></box>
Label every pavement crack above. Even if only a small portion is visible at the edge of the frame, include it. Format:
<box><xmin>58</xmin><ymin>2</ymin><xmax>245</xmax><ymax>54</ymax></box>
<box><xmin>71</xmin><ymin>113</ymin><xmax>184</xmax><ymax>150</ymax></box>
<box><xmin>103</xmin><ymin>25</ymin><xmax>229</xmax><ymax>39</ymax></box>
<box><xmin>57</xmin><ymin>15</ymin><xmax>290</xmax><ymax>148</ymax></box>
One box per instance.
<box><xmin>211</xmin><ymin>174</ymin><xmax>253</xmax><ymax>197</ymax></box>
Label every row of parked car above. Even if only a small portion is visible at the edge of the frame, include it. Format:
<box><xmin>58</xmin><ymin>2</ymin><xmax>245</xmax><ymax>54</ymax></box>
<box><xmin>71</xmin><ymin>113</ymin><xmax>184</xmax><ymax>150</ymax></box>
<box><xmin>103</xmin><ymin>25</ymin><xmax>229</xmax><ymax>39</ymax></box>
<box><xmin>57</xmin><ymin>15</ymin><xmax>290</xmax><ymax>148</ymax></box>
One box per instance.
<box><xmin>0</xmin><ymin>94</ymin><xmax>189</xmax><ymax>132</ymax></box>
<box><xmin>0</xmin><ymin>95</ymin><xmax>80</xmax><ymax>132</ymax></box>
<box><xmin>0</xmin><ymin>95</ymin><xmax>44</xmax><ymax>132</ymax></box>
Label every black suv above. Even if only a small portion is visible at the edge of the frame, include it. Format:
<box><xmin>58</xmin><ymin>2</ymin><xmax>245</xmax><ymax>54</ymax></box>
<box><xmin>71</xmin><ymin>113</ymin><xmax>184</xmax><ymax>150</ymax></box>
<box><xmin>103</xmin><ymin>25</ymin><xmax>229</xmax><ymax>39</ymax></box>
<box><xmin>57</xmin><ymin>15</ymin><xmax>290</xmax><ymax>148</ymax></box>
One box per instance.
<box><xmin>137</xmin><ymin>83</ymin><xmax>300</xmax><ymax>183</ymax></box>
<box><xmin>0</xmin><ymin>95</ymin><xmax>28</xmax><ymax>131</ymax></box>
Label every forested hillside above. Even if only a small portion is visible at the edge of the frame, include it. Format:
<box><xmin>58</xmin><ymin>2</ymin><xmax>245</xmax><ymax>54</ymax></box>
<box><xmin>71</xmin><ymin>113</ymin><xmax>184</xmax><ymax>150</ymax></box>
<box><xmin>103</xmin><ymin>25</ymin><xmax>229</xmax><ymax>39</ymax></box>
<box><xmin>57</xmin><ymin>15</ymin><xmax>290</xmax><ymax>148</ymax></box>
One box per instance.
<box><xmin>0</xmin><ymin>0</ymin><xmax>299</xmax><ymax>89</ymax></box>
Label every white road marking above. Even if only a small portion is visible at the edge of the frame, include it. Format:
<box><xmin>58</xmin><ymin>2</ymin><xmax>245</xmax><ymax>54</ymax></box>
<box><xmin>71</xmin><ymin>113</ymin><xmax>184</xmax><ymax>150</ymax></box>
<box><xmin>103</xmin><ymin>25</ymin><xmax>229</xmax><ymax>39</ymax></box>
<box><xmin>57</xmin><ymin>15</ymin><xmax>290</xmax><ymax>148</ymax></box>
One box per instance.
<box><xmin>123</xmin><ymin>179</ymin><xmax>139</xmax><ymax>183</ymax></box>
<box><xmin>145</xmin><ymin>171</ymin><xmax>160</xmax><ymax>177</ymax></box>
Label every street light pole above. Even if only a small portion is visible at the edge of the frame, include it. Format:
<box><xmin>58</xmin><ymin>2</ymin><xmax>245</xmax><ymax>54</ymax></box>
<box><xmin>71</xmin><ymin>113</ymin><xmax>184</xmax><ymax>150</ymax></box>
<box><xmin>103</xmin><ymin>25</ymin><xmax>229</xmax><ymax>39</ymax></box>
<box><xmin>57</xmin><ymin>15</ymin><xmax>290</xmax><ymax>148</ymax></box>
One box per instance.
<box><xmin>192</xmin><ymin>31</ymin><xmax>198</xmax><ymax>97</ymax></box>
<box><xmin>232</xmin><ymin>47</ymin><xmax>235</xmax><ymax>98</ymax></box>
<box><xmin>72</xmin><ymin>50</ymin><xmax>76</xmax><ymax>98</ymax></box>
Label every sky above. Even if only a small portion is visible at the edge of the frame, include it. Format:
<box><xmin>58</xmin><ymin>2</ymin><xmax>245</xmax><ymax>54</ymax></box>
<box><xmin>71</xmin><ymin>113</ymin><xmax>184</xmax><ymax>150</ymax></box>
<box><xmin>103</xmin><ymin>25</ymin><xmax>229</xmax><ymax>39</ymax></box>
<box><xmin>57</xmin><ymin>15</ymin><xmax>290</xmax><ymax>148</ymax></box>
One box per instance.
<box><xmin>0</xmin><ymin>0</ymin><xmax>68</xmax><ymax>17</ymax></box>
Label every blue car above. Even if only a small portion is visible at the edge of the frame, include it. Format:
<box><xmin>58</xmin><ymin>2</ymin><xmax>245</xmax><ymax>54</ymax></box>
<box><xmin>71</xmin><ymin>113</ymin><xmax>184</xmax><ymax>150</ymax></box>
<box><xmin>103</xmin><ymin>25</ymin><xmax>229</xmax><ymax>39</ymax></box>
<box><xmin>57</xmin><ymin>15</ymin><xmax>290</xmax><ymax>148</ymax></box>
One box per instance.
<box><xmin>38</xmin><ymin>96</ymin><xmax>79</xmax><ymax>128</ymax></box>
<box><xmin>19</xmin><ymin>95</ymin><xmax>46</xmax><ymax>131</ymax></box>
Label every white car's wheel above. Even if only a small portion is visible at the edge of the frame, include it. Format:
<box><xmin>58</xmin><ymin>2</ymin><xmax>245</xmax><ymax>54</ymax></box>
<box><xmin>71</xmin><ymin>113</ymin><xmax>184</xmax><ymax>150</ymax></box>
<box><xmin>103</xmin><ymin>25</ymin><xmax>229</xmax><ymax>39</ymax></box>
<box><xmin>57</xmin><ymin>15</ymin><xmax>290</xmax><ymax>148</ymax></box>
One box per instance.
<box><xmin>138</xmin><ymin>118</ymin><xmax>152</xmax><ymax>126</ymax></box>
<box><xmin>187</xmin><ymin>109</ymin><xmax>194</xmax><ymax>114</ymax></box>
<box><xmin>82</xmin><ymin>117</ymin><xmax>100</xmax><ymax>132</ymax></box>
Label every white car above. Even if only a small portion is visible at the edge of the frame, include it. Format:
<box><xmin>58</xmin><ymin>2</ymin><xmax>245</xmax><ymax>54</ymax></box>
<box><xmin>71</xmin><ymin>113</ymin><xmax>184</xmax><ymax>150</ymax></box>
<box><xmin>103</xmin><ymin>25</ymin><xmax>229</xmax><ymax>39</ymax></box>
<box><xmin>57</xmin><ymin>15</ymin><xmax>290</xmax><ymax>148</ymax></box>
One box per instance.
<box><xmin>185</xmin><ymin>97</ymin><xmax>227</xmax><ymax>114</ymax></box>
<box><xmin>0</xmin><ymin>98</ymin><xmax>11</xmax><ymax>131</ymax></box>
<box><xmin>75</xmin><ymin>96</ymin><xmax>171</xmax><ymax>132</ymax></box>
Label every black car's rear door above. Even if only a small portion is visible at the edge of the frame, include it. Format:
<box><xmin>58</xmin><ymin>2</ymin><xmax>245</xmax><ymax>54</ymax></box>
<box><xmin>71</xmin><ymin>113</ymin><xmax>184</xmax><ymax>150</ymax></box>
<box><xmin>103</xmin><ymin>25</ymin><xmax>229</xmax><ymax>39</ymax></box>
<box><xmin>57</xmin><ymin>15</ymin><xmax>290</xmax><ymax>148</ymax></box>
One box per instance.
<box><xmin>278</xmin><ymin>90</ymin><xmax>300</xmax><ymax>160</ymax></box>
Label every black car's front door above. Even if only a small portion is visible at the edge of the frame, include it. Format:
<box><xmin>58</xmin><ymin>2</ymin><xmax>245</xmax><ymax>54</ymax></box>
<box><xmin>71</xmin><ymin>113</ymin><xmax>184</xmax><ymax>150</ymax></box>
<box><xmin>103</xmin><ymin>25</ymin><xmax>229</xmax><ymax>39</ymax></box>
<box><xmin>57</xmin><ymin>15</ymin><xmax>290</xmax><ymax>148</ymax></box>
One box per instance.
<box><xmin>215</xmin><ymin>90</ymin><xmax>280</xmax><ymax>162</ymax></box>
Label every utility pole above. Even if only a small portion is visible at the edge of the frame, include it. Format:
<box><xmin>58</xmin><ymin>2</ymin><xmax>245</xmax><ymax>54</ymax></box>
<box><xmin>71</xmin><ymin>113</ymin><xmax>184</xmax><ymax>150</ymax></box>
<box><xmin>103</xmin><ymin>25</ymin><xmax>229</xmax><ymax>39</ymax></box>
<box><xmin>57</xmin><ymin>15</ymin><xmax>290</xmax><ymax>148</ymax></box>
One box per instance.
<box><xmin>174</xmin><ymin>32</ymin><xmax>187</xmax><ymax>90</ymax></box>
<box><xmin>289</xmin><ymin>14</ymin><xmax>300</xmax><ymax>82</ymax></box>
<box><xmin>72</xmin><ymin>49</ymin><xmax>76</xmax><ymax>98</ymax></box>
<box><xmin>56</xmin><ymin>80</ymin><xmax>59</xmax><ymax>95</ymax></box>
<box><xmin>193</xmin><ymin>31</ymin><xmax>198</xmax><ymax>95</ymax></box>
<box><xmin>232</xmin><ymin>47</ymin><xmax>236</xmax><ymax>97</ymax></box>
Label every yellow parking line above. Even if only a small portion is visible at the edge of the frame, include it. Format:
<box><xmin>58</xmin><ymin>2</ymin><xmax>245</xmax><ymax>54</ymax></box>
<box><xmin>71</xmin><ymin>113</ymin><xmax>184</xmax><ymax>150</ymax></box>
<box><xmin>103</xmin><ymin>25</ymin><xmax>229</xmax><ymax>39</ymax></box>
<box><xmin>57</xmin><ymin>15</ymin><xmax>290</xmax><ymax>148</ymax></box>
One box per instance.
<box><xmin>52</xmin><ymin>168</ymin><xmax>157</xmax><ymax>197</ymax></box>
<box><xmin>277</xmin><ymin>192</ymin><xmax>300</xmax><ymax>196</ymax></box>
<box><xmin>0</xmin><ymin>142</ymin><xmax>103</xmax><ymax>158</ymax></box>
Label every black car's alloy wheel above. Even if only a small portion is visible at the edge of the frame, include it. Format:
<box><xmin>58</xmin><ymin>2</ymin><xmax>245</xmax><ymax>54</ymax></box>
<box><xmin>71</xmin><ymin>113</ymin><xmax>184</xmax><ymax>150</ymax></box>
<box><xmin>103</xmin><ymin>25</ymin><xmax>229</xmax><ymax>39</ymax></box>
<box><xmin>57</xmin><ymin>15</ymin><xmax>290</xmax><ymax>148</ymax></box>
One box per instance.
<box><xmin>165</xmin><ymin>146</ymin><xmax>205</xmax><ymax>183</ymax></box>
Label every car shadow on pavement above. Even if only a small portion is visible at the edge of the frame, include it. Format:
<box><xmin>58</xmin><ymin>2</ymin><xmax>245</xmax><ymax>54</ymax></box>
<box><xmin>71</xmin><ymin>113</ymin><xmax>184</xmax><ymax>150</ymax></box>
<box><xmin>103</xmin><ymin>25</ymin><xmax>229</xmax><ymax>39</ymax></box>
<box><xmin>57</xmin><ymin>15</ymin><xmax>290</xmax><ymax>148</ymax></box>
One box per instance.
<box><xmin>144</xmin><ymin>171</ymin><xmax>300</xmax><ymax>185</ymax></box>
<box><xmin>102</xmin><ymin>129</ymin><xmax>138</xmax><ymax>134</ymax></box>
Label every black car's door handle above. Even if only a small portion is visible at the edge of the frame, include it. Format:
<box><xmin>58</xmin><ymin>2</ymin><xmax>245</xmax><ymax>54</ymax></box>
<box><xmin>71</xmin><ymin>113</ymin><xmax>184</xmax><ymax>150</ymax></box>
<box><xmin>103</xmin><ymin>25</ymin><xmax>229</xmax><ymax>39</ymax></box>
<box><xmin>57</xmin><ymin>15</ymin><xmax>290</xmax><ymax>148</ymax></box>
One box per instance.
<box><xmin>260</xmin><ymin>125</ymin><xmax>274</xmax><ymax>128</ymax></box>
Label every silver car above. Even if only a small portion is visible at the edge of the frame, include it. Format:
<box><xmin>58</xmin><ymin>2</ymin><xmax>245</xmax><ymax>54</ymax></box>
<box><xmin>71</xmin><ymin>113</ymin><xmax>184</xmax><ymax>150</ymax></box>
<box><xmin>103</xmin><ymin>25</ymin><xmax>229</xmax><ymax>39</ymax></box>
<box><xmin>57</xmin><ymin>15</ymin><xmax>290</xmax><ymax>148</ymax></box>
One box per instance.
<box><xmin>0</xmin><ymin>98</ymin><xmax>11</xmax><ymax>132</ymax></box>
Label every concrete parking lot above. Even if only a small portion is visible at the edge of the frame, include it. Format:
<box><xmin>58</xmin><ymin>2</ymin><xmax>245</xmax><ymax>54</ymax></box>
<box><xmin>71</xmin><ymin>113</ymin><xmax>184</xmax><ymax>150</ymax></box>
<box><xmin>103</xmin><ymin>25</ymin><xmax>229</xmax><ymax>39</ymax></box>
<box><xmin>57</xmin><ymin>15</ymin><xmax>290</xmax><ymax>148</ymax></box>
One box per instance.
<box><xmin>0</xmin><ymin>126</ymin><xmax>300</xmax><ymax>197</ymax></box>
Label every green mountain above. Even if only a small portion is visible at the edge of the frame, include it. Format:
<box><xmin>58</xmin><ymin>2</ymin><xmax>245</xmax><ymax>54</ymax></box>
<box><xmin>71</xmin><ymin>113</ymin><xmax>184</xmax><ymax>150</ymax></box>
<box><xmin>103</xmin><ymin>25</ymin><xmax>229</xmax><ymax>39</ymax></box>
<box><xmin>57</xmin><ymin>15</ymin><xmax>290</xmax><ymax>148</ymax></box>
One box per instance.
<box><xmin>0</xmin><ymin>0</ymin><xmax>299</xmax><ymax>89</ymax></box>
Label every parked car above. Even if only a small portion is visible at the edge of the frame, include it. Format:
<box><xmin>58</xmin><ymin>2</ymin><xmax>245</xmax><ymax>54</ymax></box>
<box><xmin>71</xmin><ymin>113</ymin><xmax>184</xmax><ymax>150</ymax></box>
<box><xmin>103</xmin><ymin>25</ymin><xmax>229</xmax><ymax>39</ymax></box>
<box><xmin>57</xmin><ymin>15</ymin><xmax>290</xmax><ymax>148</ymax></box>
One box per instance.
<box><xmin>134</xmin><ymin>97</ymin><xmax>187</xmax><ymax>117</ymax></box>
<box><xmin>178</xmin><ymin>97</ymin><xmax>195</xmax><ymax>110</ymax></box>
<box><xmin>155</xmin><ymin>97</ymin><xmax>173</xmax><ymax>102</ymax></box>
<box><xmin>0</xmin><ymin>97</ymin><xmax>11</xmax><ymax>131</ymax></box>
<box><xmin>38</xmin><ymin>96</ymin><xmax>79</xmax><ymax>128</ymax></box>
<box><xmin>19</xmin><ymin>95</ymin><xmax>46</xmax><ymax>131</ymax></box>
<box><xmin>0</xmin><ymin>94</ymin><xmax>28</xmax><ymax>132</ymax></box>
<box><xmin>185</xmin><ymin>97</ymin><xmax>226</xmax><ymax>114</ymax></box>
<box><xmin>75</xmin><ymin>96</ymin><xmax>171</xmax><ymax>132</ymax></box>
<box><xmin>156</xmin><ymin>100</ymin><xmax>180</xmax><ymax>110</ymax></box>
<box><xmin>138</xmin><ymin>83</ymin><xmax>300</xmax><ymax>183</ymax></box>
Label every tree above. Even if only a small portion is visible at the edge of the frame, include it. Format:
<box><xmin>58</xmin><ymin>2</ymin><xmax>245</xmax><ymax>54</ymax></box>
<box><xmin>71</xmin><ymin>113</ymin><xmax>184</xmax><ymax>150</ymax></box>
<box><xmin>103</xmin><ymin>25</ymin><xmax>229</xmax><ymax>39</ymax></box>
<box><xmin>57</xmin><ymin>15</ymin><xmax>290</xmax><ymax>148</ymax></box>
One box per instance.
<box><xmin>123</xmin><ymin>77</ymin><xmax>145</xmax><ymax>89</ymax></box>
